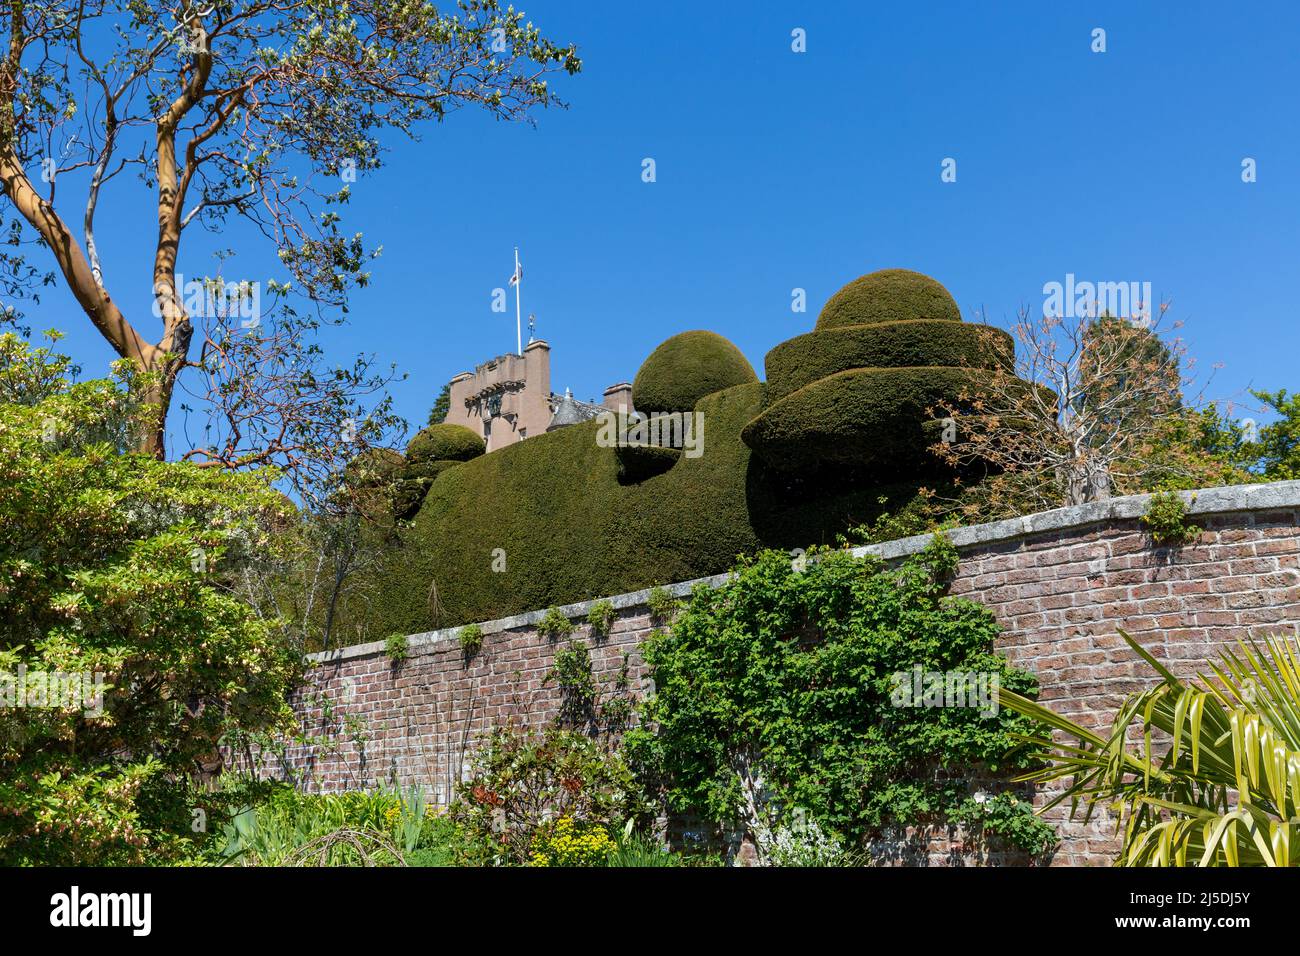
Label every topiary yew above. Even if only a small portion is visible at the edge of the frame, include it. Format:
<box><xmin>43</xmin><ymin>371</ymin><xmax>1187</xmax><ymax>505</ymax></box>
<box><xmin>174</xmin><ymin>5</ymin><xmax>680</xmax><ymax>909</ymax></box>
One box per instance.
<box><xmin>631</xmin><ymin>330</ymin><xmax>757</xmax><ymax>412</ymax></box>
<box><xmin>406</xmin><ymin>422</ymin><xmax>486</xmax><ymax>464</ymax></box>
<box><xmin>815</xmin><ymin>268</ymin><xmax>961</xmax><ymax>331</ymax></box>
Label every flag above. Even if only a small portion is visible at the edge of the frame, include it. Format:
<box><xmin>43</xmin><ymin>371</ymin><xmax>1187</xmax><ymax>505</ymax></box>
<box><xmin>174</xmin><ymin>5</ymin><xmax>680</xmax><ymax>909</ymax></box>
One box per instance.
<box><xmin>509</xmin><ymin>262</ymin><xmax>522</xmax><ymax>286</ymax></box>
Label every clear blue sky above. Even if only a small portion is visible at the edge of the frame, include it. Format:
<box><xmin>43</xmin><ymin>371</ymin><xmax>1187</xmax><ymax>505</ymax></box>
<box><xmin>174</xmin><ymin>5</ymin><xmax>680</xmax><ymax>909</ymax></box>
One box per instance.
<box><xmin>30</xmin><ymin>0</ymin><xmax>1300</xmax><ymax>442</ymax></box>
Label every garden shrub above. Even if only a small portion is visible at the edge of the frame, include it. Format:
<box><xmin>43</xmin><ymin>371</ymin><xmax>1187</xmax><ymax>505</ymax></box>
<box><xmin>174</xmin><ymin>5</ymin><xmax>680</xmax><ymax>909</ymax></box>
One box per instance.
<box><xmin>624</xmin><ymin>538</ymin><xmax>1056</xmax><ymax>859</ymax></box>
<box><xmin>0</xmin><ymin>337</ymin><xmax>301</xmax><ymax>864</ymax></box>
<box><xmin>536</xmin><ymin>606</ymin><xmax>575</xmax><ymax>641</ymax></box>
<box><xmin>458</xmin><ymin>623</ymin><xmax>484</xmax><ymax>658</ymax></box>
<box><xmin>448</xmin><ymin>724</ymin><xmax>642</xmax><ymax>865</ymax></box>
<box><xmin>405</xmin><ymin>423</ymin><xmax>485</xmax><ymax>464</ymax></box>
<box><xmin>586</xmin><ymin>599</ymin><xmax>617</xmax><ymax>638</ymax></box>
<box><xmin>815</xmin><ymin>267</ymin><xmax>962</xmax><ymax>330</ymax></box>
<box><xmin>631</xmin><ymin>329</ymin><xmax>757</xmax><ymax>412</ymax></box>
<box><xmin>1140</xmin><ymin>490</ymin><xmax>1201</xmax><ymax>546</ymax></box>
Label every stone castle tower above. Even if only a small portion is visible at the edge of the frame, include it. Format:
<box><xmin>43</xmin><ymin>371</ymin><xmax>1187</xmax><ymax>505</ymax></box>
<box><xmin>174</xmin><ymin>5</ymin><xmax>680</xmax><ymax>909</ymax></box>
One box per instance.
<box><xmin>444</xmin><ymin>339</ymin><xmax>633</xmax><ymax>452</ymax></box>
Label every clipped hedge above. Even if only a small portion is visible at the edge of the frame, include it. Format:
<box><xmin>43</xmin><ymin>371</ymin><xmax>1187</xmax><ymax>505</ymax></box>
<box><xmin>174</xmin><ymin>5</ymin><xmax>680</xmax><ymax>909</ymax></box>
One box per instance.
<box><xmin>406</xmin><ymin>423</ymin><xmax>486</xmax><ymax>464</ymax></box>
<box><xmin>742</xmin><ymin>366</ymin><xmax>989</xmax><ymax>475</ymax></box>
<box><xmin>764</xmin><ymin>320</ymin><xmax>1014</xmax><ymax>401</ymax></box>
<box><xmin>342</xmin><ymin>383</ymin><xmax>771</xmax><ymax>632</ymax></box>
<box><xmin>631</xmin><ymin>330</ymin><xmax>757</xmax><ymax>413</ymax></box>
<box><xmin>816</xmin><ymin>268</ymin><xmax>961</xmax><ymax>331</ymax></box>
<box><xmin>614</xmin><ymin>442</ymin><xmax>681</xmax><ymax>482</ymax></box>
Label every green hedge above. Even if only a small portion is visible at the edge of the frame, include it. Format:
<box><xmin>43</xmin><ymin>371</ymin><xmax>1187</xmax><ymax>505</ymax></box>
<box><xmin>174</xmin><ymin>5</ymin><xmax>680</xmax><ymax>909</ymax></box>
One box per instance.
<box><xmin>816</xmin><ymin>268</ymin><xmax>961</xmax><ymax>331</ymax></box>
<box><xmin>341</xmin><ymin>383</ymin><xmax>772</xmax><ymax>632</ymax></box>
<box><xmin>631</xmin><ymin>330</ymin><xmax>757</xmax><ymax>412</ymax></box>
<box><xmin>742</xmin><ymin>366</ymin><xmax>987</xmax><ymax>475</ymax></box>
<box><xmin>764</xmin><ymin>320</ymin><xmax>1014</xmax><ymax>401</ymax></box>
<box><xmin>406</xmin><ymin>423</ymin><xmax>486</xmax><ymax>464</ymax></box>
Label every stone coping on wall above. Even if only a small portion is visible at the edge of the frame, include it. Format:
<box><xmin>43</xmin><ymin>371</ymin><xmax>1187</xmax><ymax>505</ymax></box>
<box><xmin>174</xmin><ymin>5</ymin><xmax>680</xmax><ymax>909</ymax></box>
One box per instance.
<box><xmin>307</xmin><ymin>479</ymin><xmax>1300</xmax><ymax>666</ymax></box>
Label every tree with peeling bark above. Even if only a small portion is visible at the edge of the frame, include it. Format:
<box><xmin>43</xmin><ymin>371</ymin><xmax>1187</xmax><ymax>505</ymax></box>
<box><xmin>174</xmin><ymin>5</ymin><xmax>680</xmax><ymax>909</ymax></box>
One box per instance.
<box><xmin>0</xmin><ymin>0</ymin><xmax>580</xmax><ymax>493</ymax></box>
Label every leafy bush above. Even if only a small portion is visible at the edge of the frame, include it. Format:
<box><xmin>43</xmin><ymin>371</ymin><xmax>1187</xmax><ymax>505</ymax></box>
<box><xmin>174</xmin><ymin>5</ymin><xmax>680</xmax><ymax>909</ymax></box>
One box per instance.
<box><xmin>546</xmin><ymin>640</ymin><xmax>598</xmax><ymax>727</ymax></box>
<box><xmin>459</xmin><ymin>623</ymin><xmax>484</xmax><ymax>658</ymax></box>
<box><xmin>586</xmin><ymin>599</ymin><xmax>617</xmax><ymax>638</ymax></box>
<box><xmin>527</xmin><ymin>815</ymin><xmax>617</xmax><ymax>866</ymax></box>
<box><xmin>0</xmin><ymin>336</ymin><xmax>300</xmax><ymax>865</ymax></box>
<box><xmin>631</xmin><ymin>330</ymin><xmax>757</xmax><ymax>413</ymax></box>
<box><xmin>536</xmin><ymin>606</ymin><xmax>575</xmax><ymax>642</ymax></box>
<box><xmin>625</xmin><ymin>538</ymin><xmax>1055</xmax><ymax>859</ymax></box>
<box><xmin>384</xmin><ymin>632</ymin><xmax>409</xmax><ymax>663</ymax></box>
<box><xmin>448</xmin><ymin>724</ymin><xmax>641</xmax><ymax>865</ymax></box>
<box><xmin>1140</xmin><ymin>490</ymin><xmax>1201</xmax><ymax>546</ymax></box>
<box><xmin>646</xmin><ymin>585</ymin><xmax>678</xmax><ymax>623</ymax></box>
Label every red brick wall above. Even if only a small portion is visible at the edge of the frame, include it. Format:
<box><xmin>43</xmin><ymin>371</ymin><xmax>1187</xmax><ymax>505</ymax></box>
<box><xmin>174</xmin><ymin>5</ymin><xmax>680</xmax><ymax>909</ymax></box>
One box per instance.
<box><xmin>243</xmin><ymin>485</ymin><xmax>1300</xmax><ymax>866</ymax></box>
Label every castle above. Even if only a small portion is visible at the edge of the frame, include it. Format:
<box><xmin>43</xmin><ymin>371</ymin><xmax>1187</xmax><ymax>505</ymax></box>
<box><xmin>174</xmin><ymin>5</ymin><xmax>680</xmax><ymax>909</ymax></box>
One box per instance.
<box><xmin>444</xmin><ymin>339</ymin><xmax>633</xmax><ymax>452</ymax></box>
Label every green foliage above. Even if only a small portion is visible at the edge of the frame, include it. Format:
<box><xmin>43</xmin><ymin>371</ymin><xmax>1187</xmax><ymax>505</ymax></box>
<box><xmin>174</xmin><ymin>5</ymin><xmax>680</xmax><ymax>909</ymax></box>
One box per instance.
<box><xmin>1140</xmin><ymin>491</ymin><xmax>1201</xmax><ymax>546</ymax></box>
<box><xmin>348</xmin><ymin>382</ymin><xmax>776</xmax><ymax>633</ymax></box>
<box><xmin>631</xmin><ymin>330</ymin><xmax>757</xmax><ymax>412</ymax></box>
<box><xmin>646</xmin><ymin>585</ymin><xmax>679</xmax><ymax>623</ymax></box>
<box><xmin>546</xmin><ymin>640</ymin><xmax>597</xmax><ymax>727</ymax></box>
<box><xmin>765</xmin><ymin>321</ymin><xmax>1014</xmax><ymax>402</ymax></box>
<box><xmin>384</xmin><ymin>632</ymin><xmax>409</xmax><ymax>664</ymax></box>
<box><xmin>217</xmin><ymin>784</ymin><xmax>455</xmax><ymax>866</ymax></box>
<box><xmin>0</xmin><ymin>337</ymin><xmax>300</xmax><ymax>865</ymax></box>
<box><xmin>743</xmin><ymin>366</ymin><xmax>987</xmax><ymax>476</ymax></box>
<box><xmin>586</xmin><ymin>599</ymin><xmax>617</xmax><ymax>638</ymax></box>
<box><xmin>536</xmin><ymin>606</ymin><xmax>575</xmax><ymax>642</ymax></box>
<box><xmin>405</xmin><ymin>423</ymin><xmax>486</xmax><ymax>465</ymax></box>
<box><xmin>1000</xmin><ymin>630</ymin><xmax>1300</xmax><ymax>866</ymax></box>
<box><xmin>343</xmin><ymin>446</ymin><xmax>406</xmax><ymax>488</ymax></box>
<box><xmin>427</xmin><ymin>383</ymin><xmax>452</xmax><ymax>426</ymax></box>
<box><xmin>448</xmin><ymin>724</ymin><xmax>640</xmax><ymax>866</ymax></box>
<box><xmin>815</xmin><ymin>268</ymin><xmax>961</xmax><ymax>331</ymax></box>
<box><xmin>625</xmin><ymin>539</ymin><xmax>1055</xmax><ymax>857</ymax></box>
<box><xmin>458</xmin><ymin>623</ymin><xmax>484</xmax><ymax>658</ymax></box>
<box><xmin>1251</xmin><ymin>388</ymin><xmax>1300</xmax><ymax>480</ymax></box>
<box><xmin>606</xmin><ymin>830</ymin><xmax>689</xmax><ymax>867</ymax></box>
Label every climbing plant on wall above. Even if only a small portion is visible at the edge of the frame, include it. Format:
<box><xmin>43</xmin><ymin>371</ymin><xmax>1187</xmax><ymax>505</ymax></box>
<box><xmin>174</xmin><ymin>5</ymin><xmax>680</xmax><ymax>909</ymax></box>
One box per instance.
<box><xmin>625</xmin><ymin>538</ymin><xmax>1058</xmax><ymax>858</ymax></box>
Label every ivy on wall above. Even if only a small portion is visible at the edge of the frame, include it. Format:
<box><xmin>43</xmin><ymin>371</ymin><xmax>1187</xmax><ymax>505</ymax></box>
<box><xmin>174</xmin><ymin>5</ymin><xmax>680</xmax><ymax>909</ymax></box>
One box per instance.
<box><xmin>626</xmin><ymin>537</ymin><xmax>1058</xmax><ymax>858</ymax></box>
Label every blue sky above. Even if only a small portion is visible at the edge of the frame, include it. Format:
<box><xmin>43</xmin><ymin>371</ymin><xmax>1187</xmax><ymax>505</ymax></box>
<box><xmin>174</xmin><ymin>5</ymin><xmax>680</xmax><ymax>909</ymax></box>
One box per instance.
<box><xmin>26</xmin><ymin>0</ymin><xmax>1300</xmax><ymax>442</ymax></box>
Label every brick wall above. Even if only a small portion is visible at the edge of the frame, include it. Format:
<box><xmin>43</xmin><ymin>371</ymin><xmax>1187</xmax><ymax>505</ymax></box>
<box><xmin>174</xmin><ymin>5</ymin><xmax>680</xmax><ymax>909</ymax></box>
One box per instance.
<box><xmin>243</xmin><ymin>482</ymin><xmax>1300</xmax><ymax>866</ymax></box>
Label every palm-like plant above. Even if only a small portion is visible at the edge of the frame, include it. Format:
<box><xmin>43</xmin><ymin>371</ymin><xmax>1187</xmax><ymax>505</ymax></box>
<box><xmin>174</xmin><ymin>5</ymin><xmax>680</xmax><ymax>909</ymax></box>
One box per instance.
<box><xmin>1000</xmin><ymin>630</ymin><xmax>1300</xmax><ymax>866</ymax></box>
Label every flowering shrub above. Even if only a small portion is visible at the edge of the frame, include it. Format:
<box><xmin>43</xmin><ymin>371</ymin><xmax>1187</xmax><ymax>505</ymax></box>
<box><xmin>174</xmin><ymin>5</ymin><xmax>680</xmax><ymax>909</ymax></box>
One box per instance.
<box><xmin>528</xmin><ymin>816</ymin><xmax>616</xmax><ymax>867</ymax></box>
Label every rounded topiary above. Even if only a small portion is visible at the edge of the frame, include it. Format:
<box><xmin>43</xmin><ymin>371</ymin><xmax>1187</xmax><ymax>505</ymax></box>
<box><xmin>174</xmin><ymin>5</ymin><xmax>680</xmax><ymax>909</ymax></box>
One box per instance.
<box><xmin>816</xmin><ymin>268</ymin><xmax>961</xmax><ymax>331</ymax></box>
<box><xmin>742</xmin><ymin>366</ymin><xmax>997</xmax><ymax>477</ymax></box>
<box><xmin>632</xmin><ymin>330</ymin><xmax>757</xmax><ymax>413</ymax></box>
<box><xmin>764</xmin><ymin>321</ymin><xmax>1014</xmax><ymax>402</ymax></box>
<box><xmin>343</xmin><ymin>447</ymin><xmax>405</xmax><ymax>488</ymax></box>
<box><xmin>406</xmin><ymin>423</ymin><xmax>485</xmax><ymax>465</ymax></box>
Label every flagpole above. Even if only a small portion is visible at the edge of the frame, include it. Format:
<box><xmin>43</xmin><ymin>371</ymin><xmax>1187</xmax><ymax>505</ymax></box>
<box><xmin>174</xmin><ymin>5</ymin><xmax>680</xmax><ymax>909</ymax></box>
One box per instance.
<box><xmin>514</xmin><ymin>247</ymin><xmax>522</xmax><ymax>356</ymax></box>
